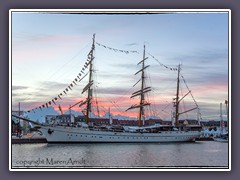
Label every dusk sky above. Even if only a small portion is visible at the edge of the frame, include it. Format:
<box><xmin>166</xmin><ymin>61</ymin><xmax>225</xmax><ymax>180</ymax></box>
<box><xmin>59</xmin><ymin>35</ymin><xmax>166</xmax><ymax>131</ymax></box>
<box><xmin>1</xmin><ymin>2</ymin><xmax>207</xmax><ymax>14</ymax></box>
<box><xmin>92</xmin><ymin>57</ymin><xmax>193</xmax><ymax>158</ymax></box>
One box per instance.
<box><xmin>11</xmin><ymin>10</ymin><xmax>229</xmax><ymax>121</ymax></box>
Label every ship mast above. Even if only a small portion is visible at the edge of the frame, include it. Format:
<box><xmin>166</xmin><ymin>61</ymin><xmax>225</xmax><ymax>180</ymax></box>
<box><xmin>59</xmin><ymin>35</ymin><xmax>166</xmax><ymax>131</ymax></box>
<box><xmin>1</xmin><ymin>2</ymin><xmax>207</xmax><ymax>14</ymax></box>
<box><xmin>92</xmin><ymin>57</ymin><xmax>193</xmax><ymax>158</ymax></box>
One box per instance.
<box><xmin>85</xmin><ymin>34</ymin><xmax>95</xmax><ymax>124</ymax></box>
<box><xmin>173</xmin><ymin>64</ymin><xmax>198</xmax><ymax>127</ymax></box>
<box><xmin>174</xmin><ymin>64</ymin><xmax>181</xmax><ymax>126</ymax></box>
<box><xmin>139</xmin><ymin>44</ymin><xmax>147</xmax><ymax>126</ymax></box>
<box><xmin>126</xmin><ymin>45</ymin><xmax>151</xmax><ymax>127</ymax></box>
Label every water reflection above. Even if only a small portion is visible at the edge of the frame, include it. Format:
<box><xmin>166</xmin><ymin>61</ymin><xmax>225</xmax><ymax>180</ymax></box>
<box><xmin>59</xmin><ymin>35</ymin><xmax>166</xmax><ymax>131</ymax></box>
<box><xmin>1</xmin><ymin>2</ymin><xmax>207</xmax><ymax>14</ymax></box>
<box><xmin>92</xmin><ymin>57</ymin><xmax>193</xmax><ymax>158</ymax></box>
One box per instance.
<box><xmin>12</xmin><ymin>142</ymin><xmax>228</xmax><ymax>168</ymax></box>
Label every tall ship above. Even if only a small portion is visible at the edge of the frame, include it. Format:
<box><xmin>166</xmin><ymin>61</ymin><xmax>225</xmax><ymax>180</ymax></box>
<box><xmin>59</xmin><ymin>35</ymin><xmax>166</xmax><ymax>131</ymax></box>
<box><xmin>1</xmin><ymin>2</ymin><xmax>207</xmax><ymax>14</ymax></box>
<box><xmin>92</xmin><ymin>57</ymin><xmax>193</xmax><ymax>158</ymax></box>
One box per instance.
<box><xmin>12</xmin><ymin>34</ymin><xmax>202</xmax><ymax>143</ymax></box>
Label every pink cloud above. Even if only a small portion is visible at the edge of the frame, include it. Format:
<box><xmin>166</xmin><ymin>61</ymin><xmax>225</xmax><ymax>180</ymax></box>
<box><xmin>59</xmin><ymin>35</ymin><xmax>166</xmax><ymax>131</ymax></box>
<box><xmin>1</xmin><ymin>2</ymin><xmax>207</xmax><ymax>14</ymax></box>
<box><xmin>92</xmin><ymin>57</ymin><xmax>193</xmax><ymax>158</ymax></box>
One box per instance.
<box><xmin>12</xmin><ymin>33</ymin><xmax>90</xmax><ymax>64</ymax></box>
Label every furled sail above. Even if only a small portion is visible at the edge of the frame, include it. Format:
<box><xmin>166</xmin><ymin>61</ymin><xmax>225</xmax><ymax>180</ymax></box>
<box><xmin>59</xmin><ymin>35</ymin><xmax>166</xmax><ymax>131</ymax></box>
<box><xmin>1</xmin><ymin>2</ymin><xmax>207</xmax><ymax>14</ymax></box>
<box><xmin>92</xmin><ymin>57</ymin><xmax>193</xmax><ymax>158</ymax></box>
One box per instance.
<box><xmin>82</xmin><ymin>80</ymin><xmax>94</xmax><ymax>94</ymax></box>
<box><xmin>126</xmin><ymin>102</ymin><xmax>151</xmax><ymax>111</ymax></box>
<box><xmin>130</xmin><ymin>87</ymin><xmax>151</xmax><ymax>98</ymax></box>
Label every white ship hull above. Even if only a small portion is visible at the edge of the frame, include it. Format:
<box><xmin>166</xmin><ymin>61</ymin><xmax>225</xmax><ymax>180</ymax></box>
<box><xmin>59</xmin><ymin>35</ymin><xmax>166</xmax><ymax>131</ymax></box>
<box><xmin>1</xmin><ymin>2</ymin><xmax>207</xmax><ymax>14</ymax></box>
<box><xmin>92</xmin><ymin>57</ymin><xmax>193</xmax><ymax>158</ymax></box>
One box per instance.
<box><xmin>39</xmin><ymin>126</ymin><xmax>201</xmax><ymax>143</ymax></box>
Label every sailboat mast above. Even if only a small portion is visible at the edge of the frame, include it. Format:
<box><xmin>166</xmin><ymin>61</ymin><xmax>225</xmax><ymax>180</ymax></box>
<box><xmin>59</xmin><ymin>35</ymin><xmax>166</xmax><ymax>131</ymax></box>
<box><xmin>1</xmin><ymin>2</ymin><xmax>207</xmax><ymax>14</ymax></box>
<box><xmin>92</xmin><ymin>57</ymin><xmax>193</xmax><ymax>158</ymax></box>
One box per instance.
<box><xmin>225</xmin><ymin>100</ymin><xmax>228</xmax><ymax>129</ymax></box>
<box><xmin>138</xmin><ymin>45</ymin><xmax>146</xmax><ymax>126</ymax></box>
<box><xmin>220</xmin><ymin>102</ymin><xmax>223</xmax><ymax>132</ymax></box>
<box><xmin>86</xmin><ymin>34</ymin><xmax>95</xmax><ymax>124</ymax></box>
<box><xmin>174</xmin><ymin>64</ymin><xmax>181</xmax><ymax>126</ymax></box>
<box><xmin>126</xmin><ymin>45</ymin><xmax>151</xmax><ymax>126</ymax></box>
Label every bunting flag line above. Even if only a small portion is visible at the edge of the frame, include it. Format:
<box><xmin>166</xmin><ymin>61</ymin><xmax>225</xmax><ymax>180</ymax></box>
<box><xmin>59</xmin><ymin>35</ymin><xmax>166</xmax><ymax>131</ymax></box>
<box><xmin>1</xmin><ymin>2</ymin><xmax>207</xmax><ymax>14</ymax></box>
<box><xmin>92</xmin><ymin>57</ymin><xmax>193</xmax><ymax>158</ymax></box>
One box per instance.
<box><xmin>25</xmin><ymin>48</ymin><xmax>94</xmax><ymax>114</ymax></box>
<box><xmin>96</xmin><ymin>42</ymin><xmax>139</xmax><ymax>54</ymax></box>
<box><xmin>58</xmin><ymin>95</ymin><xmax>62</xmax><ymax>100</ymax></box>
<box><xmin>147</xmin><ymin>52</ymin><xmax>178</xmax><ymax>71</ymax></box>
<box><xmin>52</xmin><ymin>99</ymin><xmax>56</xmax><ymax>105</ymax></box>
<box><xmin>59</xmin><ymin>104</ymin><xmax>63</xmax><ymax>115</ymax></box>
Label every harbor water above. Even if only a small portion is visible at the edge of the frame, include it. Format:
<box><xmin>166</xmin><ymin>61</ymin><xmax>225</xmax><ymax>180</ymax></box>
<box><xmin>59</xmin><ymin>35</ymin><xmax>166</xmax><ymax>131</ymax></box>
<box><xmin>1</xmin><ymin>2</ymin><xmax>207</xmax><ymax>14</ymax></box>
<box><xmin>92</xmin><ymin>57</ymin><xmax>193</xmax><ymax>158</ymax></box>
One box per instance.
<box><xmin>11</xmin><ymin>141</ymin><xmax>229</xmax><ymax>168</ymax></box>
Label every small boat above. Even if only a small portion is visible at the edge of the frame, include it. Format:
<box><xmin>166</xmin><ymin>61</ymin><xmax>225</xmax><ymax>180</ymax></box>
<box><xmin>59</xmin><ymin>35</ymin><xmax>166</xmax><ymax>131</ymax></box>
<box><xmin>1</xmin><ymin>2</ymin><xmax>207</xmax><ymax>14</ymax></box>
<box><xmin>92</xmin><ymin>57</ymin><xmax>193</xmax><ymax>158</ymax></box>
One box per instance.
<box><xmin>214</xmin><ymin>132</ymin><xmax>228</xmax><ymax>142</ymax></box>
